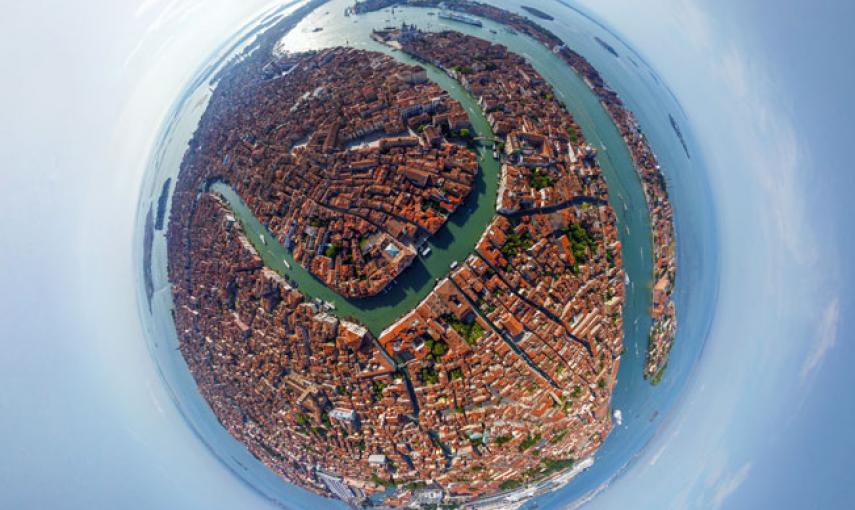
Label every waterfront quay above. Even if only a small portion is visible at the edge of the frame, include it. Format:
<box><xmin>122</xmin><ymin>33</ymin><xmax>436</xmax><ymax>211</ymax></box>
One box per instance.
<box><xmin>166</xmin><ymin>10</ymin><xmax>631</xmax><ymax>509</ymax></box>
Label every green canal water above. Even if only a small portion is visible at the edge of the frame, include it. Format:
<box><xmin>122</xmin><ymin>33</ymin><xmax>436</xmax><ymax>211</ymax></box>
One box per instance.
<box><xmin>135</xmin><ymin>1</ymin><xmax>718</xmax><ymax>507</ymax></box>
<box><xmin>212</xmin><ymin>44</ymin><xmax>501</xmax><ymax>335</ymax></box>
<box><xmin>215</xmin><ymin>0</ymin><xmax>653</xmax><ymax>337</ymax></box>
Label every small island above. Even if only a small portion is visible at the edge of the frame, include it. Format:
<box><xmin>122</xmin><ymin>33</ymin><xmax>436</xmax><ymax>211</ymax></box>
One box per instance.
<box><xmin>595</xmin><ymin>36</ymin><xmax>619</xmax><ymax>58</ymax></box>
<box><xmin>521</xmin><ymin>5</ymin><xmax>555</xmax><ymax>21</ymax></box>
<box><xmin>154</xmin><ymin>177</ymin><xmax>171</xmax><ymax>231</ymax></box>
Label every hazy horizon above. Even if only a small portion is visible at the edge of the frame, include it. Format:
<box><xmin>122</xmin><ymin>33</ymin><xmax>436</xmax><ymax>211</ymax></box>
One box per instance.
<box><xmin>1</xmin><ymin>1</ymin><xmax>852</xmax><ymax>509</ymax></box>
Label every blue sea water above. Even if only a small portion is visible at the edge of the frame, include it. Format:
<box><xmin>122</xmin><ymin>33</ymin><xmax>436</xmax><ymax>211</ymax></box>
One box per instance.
<box><xmin>133</xmin><ymin>1</ymin><xmax>719</xmax><ymax>507</ymax></box>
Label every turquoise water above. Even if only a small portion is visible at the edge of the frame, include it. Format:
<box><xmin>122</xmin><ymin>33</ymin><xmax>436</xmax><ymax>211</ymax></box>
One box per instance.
<box><xmin>133</xmin><ymin>0</ymin><xmax>718</xmax><ymax>507</ymax></box>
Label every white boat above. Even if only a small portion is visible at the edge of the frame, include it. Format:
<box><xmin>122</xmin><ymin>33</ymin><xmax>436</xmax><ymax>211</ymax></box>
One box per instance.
<box><xmin>260</xmin><ymin>234</ymin><xmax>266</xmax><ymax>245</ymax></box>
<box><xmin>283</xmin><ymin>259</ymin><xmax>291</xmax><ymax>269</ymax></box>
<box><xmin>438</xmin><ymin>11</ymin><xmax>483</xmax><ymax>27</ymax></box>
<box><xmin>613</xmin><ymin>409</ymin><xmax>623</xmax><ymax>426</ymax></box>
<box><xmin>421</xmin><ymin>246</ymin><xmax>432</xmax><ymax>257</ymax></box>
<box><xmin>450</xmin><ymin>260</ymin><xmax>459</xmax><ymax>269</ymax></box>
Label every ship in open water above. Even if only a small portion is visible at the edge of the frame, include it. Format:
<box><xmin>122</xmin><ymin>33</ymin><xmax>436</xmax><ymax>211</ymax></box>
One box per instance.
<box><xmin>437</xmin><ymin>11</ymin><xmax>482</xmax><ymax>27</ymax></box>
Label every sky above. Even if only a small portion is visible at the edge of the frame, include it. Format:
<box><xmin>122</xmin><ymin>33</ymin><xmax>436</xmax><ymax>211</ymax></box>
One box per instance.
<box><xmin>571</xmin><ymin>1</ymin><xmax>855</xmax><ymax>508</ymax></box>
<box><xmin>1</xmin><ymin>1</ymin><xmax>853</xmax><ymax>509</ymax></box>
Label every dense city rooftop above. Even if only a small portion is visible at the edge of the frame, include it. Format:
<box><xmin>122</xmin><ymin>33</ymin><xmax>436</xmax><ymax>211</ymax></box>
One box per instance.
<box><xmin>166</xmin><ymin>1</ymin><xmax>677</xmax><ymax>506</ymax></box>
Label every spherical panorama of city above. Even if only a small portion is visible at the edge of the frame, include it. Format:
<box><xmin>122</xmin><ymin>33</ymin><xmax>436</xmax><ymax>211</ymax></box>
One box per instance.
<box><xmin>8</xmin><ymin>0</ymin><xmax>855</xmax><ymax>509</ymax></box>
<box><xmin>137</xmin><ymin>1</ymin><xmax>712</xmax><ymax>508</ymax></box>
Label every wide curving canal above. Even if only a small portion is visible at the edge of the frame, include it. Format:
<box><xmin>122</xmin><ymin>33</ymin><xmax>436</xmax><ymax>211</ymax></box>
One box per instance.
<box><xmin>134</xmin><ymin>1</ymin><xmax>717</xmax><ymax>508</ymax></box>
<box><xmin>213</xmin><ymin>1</ymin><xmax>654</xmax><ymax>340</ymax></box>
<box><xmin>211</xmin><ymin>49</ymin><xmax>501</xmax><ymax>335</ymax></box>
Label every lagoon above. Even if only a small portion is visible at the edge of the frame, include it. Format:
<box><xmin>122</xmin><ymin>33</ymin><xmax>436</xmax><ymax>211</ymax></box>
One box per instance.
<box><xmin>134</xmin><ymin>1</ymin><xmax>718</xmax><ymax>507</ymax></box>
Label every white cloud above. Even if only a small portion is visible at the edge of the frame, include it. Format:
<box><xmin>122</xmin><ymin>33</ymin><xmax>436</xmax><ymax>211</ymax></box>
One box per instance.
<box><xmin>135</xmin><ymin>0</ymin><xmax>172</xmax><ymax>18</ymax></box>
<box><xmin>800</xmin><ymin>297</ymin><xmax>841</xmax><ymax>382</ymax></box>
<box><xmin>647</xmin><ymin>443</ymin><xmax>667</xmax><ymax>466</ymax></box>
<box><xmin>717</xmin><ymin>46</ymin><xmax>749</xmax><ymax>99</ymax></box>
<box><xmin>562</xmin><ymin>480</ymin><xmax>611</xmax><ymax>510</ymax></box>
<box><xmin>709</xmin><ymin>41</ymin><xmax>817</xmax><ymax>272</ymax></box>
<box><xmin>672</xmin><ymin>0</ymin><xmax>713</xmax><ymax>49</ymax></box>
<box><xmin>711</xmin><ymin>462</ymin><xmax>752</xmax><ymax>509</ymax></box>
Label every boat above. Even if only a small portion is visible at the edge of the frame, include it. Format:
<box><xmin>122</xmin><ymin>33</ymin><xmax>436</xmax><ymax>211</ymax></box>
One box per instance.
<box><xmin>489</xmin><ymin>29</ymin><xmax>497</xmax><ymax>34</ymax></box>
<box><xmin>613</xmin><ymin>409</ymin><xmax>623</xmax><ymax>426</ymax></box>
<box><xmin>450</xmin><ymin>260</ymin><xmax>459</xmax><ymax>269</ymax></box>
<box><xmin>421</xmin><ymin>246</ymin><xmax>432</xmax><ymax>257</ymax></box>
<box><xmin>283</xmin><ymin>259</ymin><xmax>291</xmax><ymax>269</ymax></box>
<box><xmin>260</xmin><ymin>234</ymin><xmax>266</xmax><ymax>245</ymax></box>
<box><xmin>437</xmin><ymin>11</ymin><xmax>483</xmax><ymax>27</ymax></box>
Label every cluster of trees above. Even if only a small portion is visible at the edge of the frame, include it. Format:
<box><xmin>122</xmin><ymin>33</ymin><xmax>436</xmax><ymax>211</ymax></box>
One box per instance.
<box><xmin>528</xmin><ymin>170</ymin><xmax>554</xmax><ymax>190</ymax></box>
<box><xmin>442</xmin><ymin>314</ymin><xmax>485</xmax><ymax>345</ymax></box>
<box><xmin>564</xmin><ymin>222</ymin><xmax>597</xmax><ymax>266</ymax></box>
<box><xmin>500</xmin><ymin>231</ymin><xmax>533</xmax><ymax>259</ymax></box>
